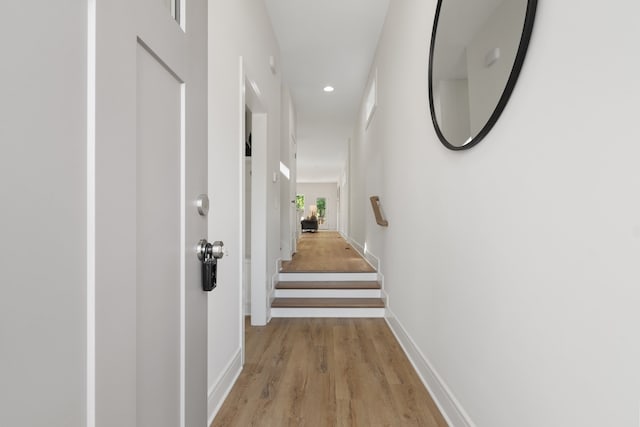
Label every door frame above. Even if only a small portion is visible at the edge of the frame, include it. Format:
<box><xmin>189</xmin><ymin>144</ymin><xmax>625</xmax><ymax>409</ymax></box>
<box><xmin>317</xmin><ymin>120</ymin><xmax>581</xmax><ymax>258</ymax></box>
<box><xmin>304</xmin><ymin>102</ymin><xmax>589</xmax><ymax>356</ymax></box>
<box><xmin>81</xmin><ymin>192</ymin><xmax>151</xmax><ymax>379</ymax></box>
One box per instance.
<box><xmin>240</xmin><ymin>60</ymin><xmax>270</xmax><ymax>327</ymax></box>
<box><xmin>291</xmin><ymin>134</ymin><xmax>298</xmax><ymax>255</ymax></box>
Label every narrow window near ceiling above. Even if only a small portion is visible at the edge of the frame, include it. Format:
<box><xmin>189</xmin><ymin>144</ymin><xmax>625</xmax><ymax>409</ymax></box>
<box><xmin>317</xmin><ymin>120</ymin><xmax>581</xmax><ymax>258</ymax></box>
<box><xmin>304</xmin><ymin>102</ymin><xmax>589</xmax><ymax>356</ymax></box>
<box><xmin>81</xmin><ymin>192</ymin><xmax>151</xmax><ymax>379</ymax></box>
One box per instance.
<box><xmin>172</xmin><ymin>0</ymin><xmax>180</xmax><ymax>23</ymax></box>
<box><xmin>365</xmin><ymin>69</ymin><xmax>377</xmax><ymax>129</ymax></box>
<box><xmin>161</xmin><ymin>0</ymin><xmax>181</xmax><ymax>24</ymax></box>
<box><xmin>279</xmin><ymin>162</ymin><xmax>290</xmax><ymax>180</ymax></box>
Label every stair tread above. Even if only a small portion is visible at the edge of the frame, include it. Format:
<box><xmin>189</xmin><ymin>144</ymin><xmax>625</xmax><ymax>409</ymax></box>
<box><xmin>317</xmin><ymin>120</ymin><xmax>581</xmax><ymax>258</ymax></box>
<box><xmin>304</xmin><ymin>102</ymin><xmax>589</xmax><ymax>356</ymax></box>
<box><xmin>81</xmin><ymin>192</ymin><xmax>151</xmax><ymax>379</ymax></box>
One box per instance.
<box><xmin>271</xmin><ymin>298</ymin><xmax>385</xmax><ymax>309</ymax></box>
<box><xmin>275</xmin><ymin>281</ymin><xmax>381</xmax><ymax>290</ymax></box>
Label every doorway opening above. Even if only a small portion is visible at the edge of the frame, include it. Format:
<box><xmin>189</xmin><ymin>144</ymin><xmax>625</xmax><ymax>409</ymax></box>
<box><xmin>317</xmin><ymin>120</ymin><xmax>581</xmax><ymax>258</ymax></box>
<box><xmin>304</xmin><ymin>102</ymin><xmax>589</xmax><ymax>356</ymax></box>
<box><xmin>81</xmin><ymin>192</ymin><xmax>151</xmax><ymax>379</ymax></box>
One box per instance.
<box><xmin>241</xmin><ymin>73</ymin><xmax>269</xmax><ymax>327</ymax></box>
<box><xmin>243</xmin><ymin>106</ymin><xmax>252</xmax><ymax>317</ymax></box>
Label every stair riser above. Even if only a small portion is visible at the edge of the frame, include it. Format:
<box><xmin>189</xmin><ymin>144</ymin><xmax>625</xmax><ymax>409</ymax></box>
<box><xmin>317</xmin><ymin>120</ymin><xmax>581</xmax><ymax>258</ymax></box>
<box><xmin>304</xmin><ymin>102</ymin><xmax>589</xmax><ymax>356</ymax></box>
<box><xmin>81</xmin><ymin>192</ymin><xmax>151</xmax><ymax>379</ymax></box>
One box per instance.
<box><xmin>274</xmin><ymin>289</ymin><xmax>382</xmax><ymax>298</ymax></box>
<box><xmin>270</xmin><ymin>307</ymin><xmax>386</xmax><ymax>318</ymax></box>
<box><xmin>278</xmin><ymin>272</ymin><xmax>378</xmax><ymax>282</ymax></box>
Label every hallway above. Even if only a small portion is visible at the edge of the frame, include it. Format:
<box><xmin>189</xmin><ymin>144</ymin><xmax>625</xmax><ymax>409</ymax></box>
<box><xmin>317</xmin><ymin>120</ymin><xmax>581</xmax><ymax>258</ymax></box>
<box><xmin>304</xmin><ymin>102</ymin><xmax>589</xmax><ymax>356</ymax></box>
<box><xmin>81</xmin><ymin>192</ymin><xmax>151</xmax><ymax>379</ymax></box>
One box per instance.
<box><xmin>211</xmin><ymin>317</ymin><xmax>447</xmax><ymax>427</ymax></box>
<box><xmin>4</xmin><ymin>2</ymin><xmax>638</xmax><ymax>426</ymax></box>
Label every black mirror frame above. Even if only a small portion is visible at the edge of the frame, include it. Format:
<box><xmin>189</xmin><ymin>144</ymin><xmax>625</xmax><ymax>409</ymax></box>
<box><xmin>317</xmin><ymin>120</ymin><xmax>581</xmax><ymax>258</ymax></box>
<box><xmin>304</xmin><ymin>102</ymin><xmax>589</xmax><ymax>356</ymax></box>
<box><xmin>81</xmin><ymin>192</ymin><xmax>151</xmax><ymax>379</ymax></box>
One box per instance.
<box><xmin>428</xmin><ymin>0</ymin><xmax>538</xmax><ymax>150</ymax></box>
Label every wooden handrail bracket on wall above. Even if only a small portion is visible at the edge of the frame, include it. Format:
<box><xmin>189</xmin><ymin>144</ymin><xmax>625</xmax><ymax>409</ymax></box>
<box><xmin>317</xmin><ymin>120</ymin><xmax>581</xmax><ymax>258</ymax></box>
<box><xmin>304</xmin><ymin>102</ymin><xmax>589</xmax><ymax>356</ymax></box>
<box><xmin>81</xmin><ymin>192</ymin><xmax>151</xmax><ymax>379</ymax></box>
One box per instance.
<box><xmin>369</xmin><ymin>196</ymin><xmax>389</xmax><ymax>227</ymax></box>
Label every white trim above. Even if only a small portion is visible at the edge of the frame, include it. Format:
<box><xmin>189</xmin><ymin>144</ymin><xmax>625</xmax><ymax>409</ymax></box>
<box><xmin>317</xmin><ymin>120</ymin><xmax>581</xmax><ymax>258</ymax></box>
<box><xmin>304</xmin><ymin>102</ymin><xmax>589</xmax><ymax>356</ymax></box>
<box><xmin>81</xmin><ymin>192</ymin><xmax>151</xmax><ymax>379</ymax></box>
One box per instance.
<box><xmin>363</xmin><ymin>246</ymin><xmax>380</xmax><ymax>272</ymax></box>
<box><xmin>267</xmin><ymin>261</ymin><xmax>279</xmax><ymax>324</ymax></box>
<box><xmin>86</xmin><ymin>1</ymin><xmax>96</xmax><ymax>426</ymax></box>
<box><xmin>179</xmin><ymin>83</ymin><xmax>186</xmax><ymax>427</ymax></box>
<box><xmin>244</xmin><ymin>68</ymin><xmax>269</xmax><ymax>326</ymax></box>
<box><xmin>385</xmin><ymin>309</ymin><xmax>476</xmax><ymax>427</ymax></box>
<box><xmin>238</xmin><ymin>57</ymin><xmax>246</xmax><ymax>364</ymax></box>
<box><xmin>381</xmin><ymin>287</ymin><xmax>389</xmax><ymax>307</ymax></box>
<box><xmin>277</xmin><ymin>272</ymin><xmax>378</xmax><ymax>282</ymax></box>
<box><xmin>207</xmin><ymin>349</ymin><xmax>243</xmax><ymax>426</ymax></box>
<box><xmin>339</xmin><ymin>231</ymin><xmax>380</xmax><ymax>272</ymax></box>
<box><xmin>346</xmin><ymin>235</ymin><xmax>363</xmax><ymax>253</ymax></box>
<box><xmin>243</xmin><ymin>258</ymin><xmax>251</xmax><ymax>316</ymax></box>
<box><xmin>269</xmin><ymin>258</ymin><xmax>280</xmax><ymax>316</ymax></box>
<box><xmin>271</xmin><ymin>307</ymin><xmax>385</xmax><ymax>318</ymax></box>
<box><xmin>272</xmin><ymin>257</ymin><xmax>281</xmax><ymax>292</ymax></box>
<box><xmin>274</xmin><ymin>289</ymin><xmax>382</xmax><ymax>298</ymax></box>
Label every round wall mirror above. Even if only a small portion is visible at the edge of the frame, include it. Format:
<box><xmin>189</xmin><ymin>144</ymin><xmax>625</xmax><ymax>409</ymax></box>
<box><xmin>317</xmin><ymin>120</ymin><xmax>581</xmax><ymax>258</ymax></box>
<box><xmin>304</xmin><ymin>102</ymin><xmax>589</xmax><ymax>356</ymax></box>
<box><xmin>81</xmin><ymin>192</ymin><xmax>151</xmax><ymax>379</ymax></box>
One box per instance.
<box><xmin>428</xmin><ymin>0</ymin><xmax>537</xmax><ymax>150</ymax></box>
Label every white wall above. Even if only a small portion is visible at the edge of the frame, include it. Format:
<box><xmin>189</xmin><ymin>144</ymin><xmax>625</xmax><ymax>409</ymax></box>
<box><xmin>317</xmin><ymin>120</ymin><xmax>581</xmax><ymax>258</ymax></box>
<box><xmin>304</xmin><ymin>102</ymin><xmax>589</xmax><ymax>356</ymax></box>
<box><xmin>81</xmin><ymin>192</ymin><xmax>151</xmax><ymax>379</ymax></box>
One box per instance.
<box><xmin>1</xmin><ymin>3</ymin><xmax>87</xmax><ymax>425</ymax></box>
<box><xmin>351</xmin><ymin>1</ymin><xmax>640</xmax><ymax>426</ymax></box>
<box><xmin>207</xmin><ymin>0</ymin><xmax>289</xmax><ymax>421</ymax></box>
<box><xmin>297</xmin><ymin>182</ymin><xmax>339</xmax><ymax>230</ymax></box>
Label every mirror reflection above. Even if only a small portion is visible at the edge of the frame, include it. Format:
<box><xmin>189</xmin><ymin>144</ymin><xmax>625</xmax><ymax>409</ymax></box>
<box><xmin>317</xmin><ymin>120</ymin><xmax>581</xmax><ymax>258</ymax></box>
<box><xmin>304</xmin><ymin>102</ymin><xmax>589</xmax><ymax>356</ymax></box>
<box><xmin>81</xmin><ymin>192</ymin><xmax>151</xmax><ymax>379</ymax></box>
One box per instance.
<box><xmin>429</xmin><ymin>0</ymin><xmax>536</xmax><ymax>149</ymax></box>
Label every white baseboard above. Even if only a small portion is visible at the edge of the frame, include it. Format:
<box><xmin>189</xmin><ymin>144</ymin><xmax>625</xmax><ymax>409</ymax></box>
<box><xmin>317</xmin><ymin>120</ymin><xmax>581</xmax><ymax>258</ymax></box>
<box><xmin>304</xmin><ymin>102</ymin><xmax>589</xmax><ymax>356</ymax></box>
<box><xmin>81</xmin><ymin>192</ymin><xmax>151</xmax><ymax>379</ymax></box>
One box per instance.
<box><xmin>339</xmin><ymin>231</ymin><xmax>380</xmax><ymax>273</ymax></box>
<box><xmin>207</xmin><ymin>349</ymin><xmax>243</xmax><ymax>426</ymax></box>
<box><xmin>385</xmin><ymin>310</ymin><xmax>475</xmax><ymax>427</ymax></box>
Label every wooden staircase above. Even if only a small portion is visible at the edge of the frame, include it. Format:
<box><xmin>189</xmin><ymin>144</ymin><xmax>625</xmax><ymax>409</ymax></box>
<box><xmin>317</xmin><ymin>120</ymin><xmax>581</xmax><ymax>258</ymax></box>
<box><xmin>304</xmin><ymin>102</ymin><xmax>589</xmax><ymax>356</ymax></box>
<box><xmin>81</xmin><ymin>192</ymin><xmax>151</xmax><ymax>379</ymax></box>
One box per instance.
<box><xmin>271</xmin><ymin>272</ymin><xmax>386</xmax><ymax>318</ymax></box>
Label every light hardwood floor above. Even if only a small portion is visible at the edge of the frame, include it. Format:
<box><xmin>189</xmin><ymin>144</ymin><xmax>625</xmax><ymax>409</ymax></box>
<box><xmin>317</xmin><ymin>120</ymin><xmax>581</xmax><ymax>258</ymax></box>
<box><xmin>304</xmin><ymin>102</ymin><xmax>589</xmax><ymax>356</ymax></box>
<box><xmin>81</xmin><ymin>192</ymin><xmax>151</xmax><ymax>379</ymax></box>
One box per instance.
<box><xmin>211</xmin><ymin>318</ymin><xmax>447</xmax><ymax>427</ymax></box>
<box><xmin>280</xmin><ymin>231</ymin><xmax>376</xmax><ymax>273</ymax></box>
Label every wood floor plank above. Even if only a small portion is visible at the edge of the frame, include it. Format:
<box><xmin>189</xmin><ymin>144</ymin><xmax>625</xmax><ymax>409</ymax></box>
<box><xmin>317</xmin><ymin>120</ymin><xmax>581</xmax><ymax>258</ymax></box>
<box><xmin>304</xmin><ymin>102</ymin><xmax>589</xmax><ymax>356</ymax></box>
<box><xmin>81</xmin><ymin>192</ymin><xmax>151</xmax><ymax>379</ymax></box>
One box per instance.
<box><xmin>211</xmin><ymin>318</ymin><xmax>448</xmax><ymax>427</ymax></box>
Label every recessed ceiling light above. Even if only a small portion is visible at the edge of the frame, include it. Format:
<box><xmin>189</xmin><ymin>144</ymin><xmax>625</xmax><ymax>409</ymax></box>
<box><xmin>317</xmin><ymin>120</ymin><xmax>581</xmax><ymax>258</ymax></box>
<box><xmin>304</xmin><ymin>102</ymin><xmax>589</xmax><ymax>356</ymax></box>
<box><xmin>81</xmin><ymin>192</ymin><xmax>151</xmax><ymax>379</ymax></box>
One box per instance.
<box><xmin>323</xmin><ymin>86</ymin><xmax>334</xmax><ymax>92</ymax></box>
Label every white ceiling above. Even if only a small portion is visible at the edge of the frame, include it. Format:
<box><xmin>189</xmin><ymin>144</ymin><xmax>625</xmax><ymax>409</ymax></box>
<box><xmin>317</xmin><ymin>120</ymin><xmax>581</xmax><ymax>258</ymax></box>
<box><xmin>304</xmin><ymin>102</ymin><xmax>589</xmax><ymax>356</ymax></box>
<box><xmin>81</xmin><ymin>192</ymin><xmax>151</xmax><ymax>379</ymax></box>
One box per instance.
<box><xmin>264</xmin><ymin>0</ymin><xmax>390</xmax><ymax>183</ymax></box>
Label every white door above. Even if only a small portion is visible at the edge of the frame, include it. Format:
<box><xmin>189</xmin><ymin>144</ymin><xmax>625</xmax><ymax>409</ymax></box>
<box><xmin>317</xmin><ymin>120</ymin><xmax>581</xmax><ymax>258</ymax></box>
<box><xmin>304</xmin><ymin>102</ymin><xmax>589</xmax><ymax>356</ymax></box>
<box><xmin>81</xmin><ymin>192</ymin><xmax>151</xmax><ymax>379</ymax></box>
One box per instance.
<box><xmin>136</xmin><ymin>2</ymin><xmax>208</xmax><ymax>427</ymax></box>
<box><xmin>1</xmin><ymin>1</ymin><xmax>208</xmax><ymax>426</ymax></box>
<box><xmin>96</xmin><ymin>0</ymin><xmax>208</xmax><ymax>426</ymax></box>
